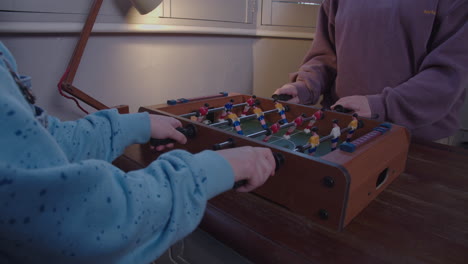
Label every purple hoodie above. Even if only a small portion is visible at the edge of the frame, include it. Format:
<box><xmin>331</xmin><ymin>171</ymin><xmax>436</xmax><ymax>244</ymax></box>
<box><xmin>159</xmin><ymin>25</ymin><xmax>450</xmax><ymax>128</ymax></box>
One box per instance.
<box><xmin>289</xmin><ymin>0</ymin><xmax>468</xmax><ymax>141</ymax></box>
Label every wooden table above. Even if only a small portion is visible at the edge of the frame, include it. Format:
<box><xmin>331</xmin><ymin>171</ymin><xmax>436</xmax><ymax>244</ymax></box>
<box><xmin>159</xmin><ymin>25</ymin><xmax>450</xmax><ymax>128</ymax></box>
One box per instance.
<box><xmin>115</xmin><ymin>141</ymin><xmax>468</xmax><ymax>264</ymax></box>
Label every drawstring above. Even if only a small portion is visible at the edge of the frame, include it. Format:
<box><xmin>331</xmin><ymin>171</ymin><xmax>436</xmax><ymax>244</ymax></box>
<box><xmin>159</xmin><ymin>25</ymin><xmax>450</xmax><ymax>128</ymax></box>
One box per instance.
<box><xmin>0</xmin><ymin>51</ymin><xmax>36</xmax><ymax>105</ymax></box>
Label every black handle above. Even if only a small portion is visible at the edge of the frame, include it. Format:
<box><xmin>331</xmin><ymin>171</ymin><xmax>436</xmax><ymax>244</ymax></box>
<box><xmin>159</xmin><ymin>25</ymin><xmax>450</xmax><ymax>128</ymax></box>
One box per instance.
<box><xmin>213</xmin><ymin>138</ymin><xmax>236</xmax><ymax>151</ymax></box>
<box><xmin>233</xmin><ymin>152</ymin><xmax>285</xmax><ymax>189</ymax></box>
<box><xmin>272</xmin><ymin>94</ymin><xmax>293</xmax><ymax>101</ymax></box>
<box><xmin>150</xmin><ymin>124</ymin><xmax>197</xmax><ymax>147</ymax></box>
<box><xmin>333</xmin><ymin>104</ymin><xmax>353</xmax><ymax>113</ymax></box>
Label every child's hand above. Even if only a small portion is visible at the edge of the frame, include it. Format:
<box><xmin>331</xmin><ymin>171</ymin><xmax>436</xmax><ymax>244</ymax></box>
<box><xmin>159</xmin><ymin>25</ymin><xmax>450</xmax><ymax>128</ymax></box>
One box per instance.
<box><xmin>331</xmin><ymin>96</ymin><xmax>372</xmax><ymax>118</ymax></box>
<box><xmin>273</xmin><ymin>83</ymin><xmax>300</xmax><ymax>103</ymax></box>
<box><xmin>149</xmin><ymin>114</ymin><xmax>187</xmax><ymax>151</ymax></box>
<box><xmin>217</xmin><ymin>146</ymin><xmax>275</xmax><ymax>192</ymax></box>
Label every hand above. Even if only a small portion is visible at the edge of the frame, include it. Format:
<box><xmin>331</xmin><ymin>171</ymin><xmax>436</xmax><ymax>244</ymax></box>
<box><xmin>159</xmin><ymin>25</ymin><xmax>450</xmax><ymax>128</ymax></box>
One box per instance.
<box><xmin>273</xmin><ymin>83</ymin><xmax>300</xmax><ymax>104</ymax></box>
<box><xmin>217</xmin><ymin>146</ymin><xmax>275</xmax><ymax>192</ymax></box>
<box><xmin>149</xmin><ymin>114</ymin><xmax>187</xmax><ymax>151</ymax></box>
<box><xmin>331</xmin><ymin>96</ymin><xmax>371</xmax><ymax>118</ymax></box>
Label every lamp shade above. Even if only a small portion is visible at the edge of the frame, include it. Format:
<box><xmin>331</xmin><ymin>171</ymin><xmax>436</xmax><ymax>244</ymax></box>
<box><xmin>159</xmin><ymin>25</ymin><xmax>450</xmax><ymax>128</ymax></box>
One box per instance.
<box><xmin>129</xmin><ymin>0</ymin><xmax>163</xmax><ymax>15</ymax></box>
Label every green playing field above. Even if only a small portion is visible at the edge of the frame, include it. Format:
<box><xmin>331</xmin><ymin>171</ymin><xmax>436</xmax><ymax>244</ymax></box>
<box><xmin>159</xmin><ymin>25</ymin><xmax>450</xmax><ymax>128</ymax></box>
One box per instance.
<box><xmin>212</xmin><ymin>118</ymin><xmax>338</xmax><ymax>157</ymax></box>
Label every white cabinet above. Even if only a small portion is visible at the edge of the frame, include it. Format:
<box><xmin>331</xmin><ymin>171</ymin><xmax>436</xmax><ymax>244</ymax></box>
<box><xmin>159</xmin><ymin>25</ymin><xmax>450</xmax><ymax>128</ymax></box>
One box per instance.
<box><xmin>0</xmin><ymin>0</ymin><xmax>121</xmax><ymax>16</ymax></box>
<box><xmin>261</xmin><ymin>0</ymin><xmax>322</xmax><ymax>28</ymax></box>
<box><xmin>161</xmin><ymin>0</ymin><xmax>255</xmax><ymax>24</ymax></box>
<box><xmin>0</xmin><ymin>0</ymin><xmax>321</xmax><ymax>37</ymax></box>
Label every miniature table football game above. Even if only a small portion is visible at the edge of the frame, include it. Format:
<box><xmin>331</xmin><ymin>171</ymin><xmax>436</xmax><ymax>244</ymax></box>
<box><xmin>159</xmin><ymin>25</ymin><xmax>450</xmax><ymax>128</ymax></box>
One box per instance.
<box><xmin>136</xmin><ymin>93</ymin><xmax>410</xmax><ymax>230</ymax></box>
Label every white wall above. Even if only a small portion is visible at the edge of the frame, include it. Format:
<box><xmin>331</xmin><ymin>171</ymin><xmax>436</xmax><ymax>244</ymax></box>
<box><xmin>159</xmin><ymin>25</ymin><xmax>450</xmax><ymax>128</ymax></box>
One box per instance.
<box><xmin>1</xmin><ymin>35</ymin><xmax>255</xmax><ymax>120</ymax></box>
<box><xmin>4</xmin><ymin>34</ymin><xmax>467</xmax><ymax>145</ymax></box>
<box><xmin>1</xmin><ymin>35</ymin><xmax>317</xmax><ymax>121</ymax></box>
<box><xmin>252</xmin><ymin>37</ymin><xmax>311</xmax><ymax>97</ymax></box>
<box><xmin>0</xmin><ymin>0</ymin><xmax>316</xmax><ymax>121</ymax></box>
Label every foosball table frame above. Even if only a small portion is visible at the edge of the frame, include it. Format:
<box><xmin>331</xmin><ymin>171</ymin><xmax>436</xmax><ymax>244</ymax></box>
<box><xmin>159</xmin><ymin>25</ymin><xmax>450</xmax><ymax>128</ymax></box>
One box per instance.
<box><xmin>136</xmin><ymin>93</ymin><xmax>410</xmax><ymax>230</ymax></box>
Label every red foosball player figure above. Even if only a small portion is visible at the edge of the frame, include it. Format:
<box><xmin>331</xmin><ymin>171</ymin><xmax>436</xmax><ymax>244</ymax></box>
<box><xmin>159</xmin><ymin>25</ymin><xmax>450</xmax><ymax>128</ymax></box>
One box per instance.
<box><xmin>253</xmin><ymin>104</ymin><xmax>268</xmax><ymax>129</ymax></box>
<box><xmin>307</xmin><ymin>127</ymin><xmax>320</xmax><ymax>156</ymax></box>
<box><xmin>274</xmin><ymin>100</ymin><xmax>288</xmax><ymax>124</ymax></box>
<box><xmin>197</xmin><ymin>103</ymin><xmax>210</xmax><ymax>123</ymax></box>
<box><xmin>304</xmin><ymin>108</ymin><xmax>325</xmax><ymax>134</ymax></box>
<box><xmin>219</xmin><ymin>99</ymin><xmax>235</xmax><ymax>121</ymax></box>
<box><xmin>330</xmin><ymin>119</ymin><xmax>341</xmax><ymax>151</ymax></box>
<box><xmin>227</xmin><ymin>112</ymin><xmax>244</xmax><ymax>135</ymax></box>
<box><xmin>242</xmin><ymin>95</ymin><xmax>257</xmax><ymax>116</ymax></box>
<box><xmin>263</xmin><ymin>121</ymin><xmax>281</xmax><ymax>142</ymax></box>
<box><xmin>346</xmin><ymin>113</ymin><xmax>359</xmax><ymax>142</ymax></box>
<box><xmin>284</xmin><ymin>113</ymin><xmax>307</xmax><ymax>139</ymax></box>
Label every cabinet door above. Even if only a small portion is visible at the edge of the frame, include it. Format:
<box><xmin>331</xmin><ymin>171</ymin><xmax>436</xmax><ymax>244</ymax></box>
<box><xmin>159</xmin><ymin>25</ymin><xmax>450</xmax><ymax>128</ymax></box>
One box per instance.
<box><xmin>0</xmin><ymin>0</ymin><xmax>87</xmax><ymax>13</ymax></box>
<box><xmin>161</xmin><ymin>0</ymin><xmax>254</xmax><ymax>24</ymax></box>
<box><xmin>262</xmin><ymin>0</ymin><xmax>322</xmax><ymax>28</ymax></box>
<box><xmin>0</xmin><ymin>0</ymin><xmax>124</xmax><ymax>16</ymax></box>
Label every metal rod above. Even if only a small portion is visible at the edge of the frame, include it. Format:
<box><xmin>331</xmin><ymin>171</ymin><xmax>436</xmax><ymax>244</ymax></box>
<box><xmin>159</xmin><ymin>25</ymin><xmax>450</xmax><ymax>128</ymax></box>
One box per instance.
<box><xmin>297</xmin><ymin>127</ymin><xmax>352</xmax><ymax>152</ymax></box>
<box><xmin>318</xmin><ymin>127</ymin><xmax>351</xmax><ymax>143</ymax></box>
<box><xmin>180</xmin><ymin>103</ymin><xmax>247</xmax><ymax>118</ymax></box>
<box><xmin>210</xmin><ymin>108</ymin><xmax>278</xmax><ymax>127</ymax></box>
<box><xmin>213</xmin><ymin>114</ymin><xmax>328</xmax><ymax>147</ymax></box>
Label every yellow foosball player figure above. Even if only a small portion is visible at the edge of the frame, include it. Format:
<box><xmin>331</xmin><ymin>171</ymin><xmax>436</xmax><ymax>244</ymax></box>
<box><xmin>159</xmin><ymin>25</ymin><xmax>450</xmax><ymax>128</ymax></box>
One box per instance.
<box><xmin>347</xmin><ymin>113</ymin><xmax>359</xmax><ymax>142</ymax></box>
<box><xmin>227</xmin><ymin>111</ymin><xmax>244</xmax><ymax>135</ymax></box>
<box><xmin>274</xmin><ymin>99</ymin><xmax>288</xmax><ymax>124</ymax></box>
<box><xmin>307</xmin><ymin>127</ymin><xmax>320</xmax><ymax>156</ymax></box>
<box><xmin>253</xmin><ymin>103</ymin><xmax>268</xmax><ymax>129</ymax></box>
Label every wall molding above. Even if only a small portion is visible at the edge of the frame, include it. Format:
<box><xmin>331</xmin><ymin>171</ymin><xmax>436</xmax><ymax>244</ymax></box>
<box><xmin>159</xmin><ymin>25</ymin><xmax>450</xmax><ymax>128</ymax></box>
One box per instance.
<box><xmin>0</xmin><ymin>22</ymin><xmax>314</xmax><ymax>40</ymax></box>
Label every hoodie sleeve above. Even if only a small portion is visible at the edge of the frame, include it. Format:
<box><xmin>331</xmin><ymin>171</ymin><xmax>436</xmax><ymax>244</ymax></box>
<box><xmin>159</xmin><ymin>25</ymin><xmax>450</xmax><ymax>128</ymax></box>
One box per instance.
<box><xmin>47</xmin><ymin>110</ymin><xmax>151</xmax><ymax>163</ymax></box>
<box><xmin>289</xmin><ymin>0</ymin><xmax>338</xmax><ymax>105</ymax></box>
<box><xmin>0</xmin><ymin>42</ymin><xmax>235</xmax><ymax>264</ymax></box>
<box><xmin>366</xmin><ymin>1</ymin><xmax>468</xmax><ymax>132</ymax></box>
<box><xmin>0</xmin><ymin>149</ymin><xmax>234</xmax><ymax>264</ymax></box>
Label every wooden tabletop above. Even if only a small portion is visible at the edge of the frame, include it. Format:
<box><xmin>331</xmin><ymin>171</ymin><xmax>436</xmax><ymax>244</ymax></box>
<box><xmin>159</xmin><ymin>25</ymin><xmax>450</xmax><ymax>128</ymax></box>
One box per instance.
<box><xmin>115</xmin><ymin>141</ymin><xmax>468</xmax><ymax>264</ymax></box>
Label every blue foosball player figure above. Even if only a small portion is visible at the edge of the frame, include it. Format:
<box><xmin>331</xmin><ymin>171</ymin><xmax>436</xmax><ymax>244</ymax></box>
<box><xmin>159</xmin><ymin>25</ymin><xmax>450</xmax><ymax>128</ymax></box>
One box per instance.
<box><xmin>219</xmin><ymin>99</ymin><xmax>235</xmax><ymax>121</ymax></box>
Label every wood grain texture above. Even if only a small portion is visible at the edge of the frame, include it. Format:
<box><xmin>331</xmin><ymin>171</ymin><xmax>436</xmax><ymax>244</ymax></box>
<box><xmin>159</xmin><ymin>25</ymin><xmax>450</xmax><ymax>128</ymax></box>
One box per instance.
<box><xmin>113</xmin><ymin>95</ymin><xmax>467</xmax><ymax>263</ymax></box>
<box><xmin>115</xmin><ymin>140</ymin><xmax>468</xmax><ymax>263</ymax></box>
<box><xmin>139</xmin><ymin>94</ymin><xmax>410</xmax><ymax>230</ymax></box>
<box><xmin>200</xmin><ymin>141</ymin><xmax>468</xmax><ymax>264</ymax></box>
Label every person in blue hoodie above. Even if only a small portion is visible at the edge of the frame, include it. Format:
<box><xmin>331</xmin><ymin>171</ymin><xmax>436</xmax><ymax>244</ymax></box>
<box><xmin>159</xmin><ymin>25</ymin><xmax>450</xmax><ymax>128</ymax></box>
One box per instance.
<box><xmin>0</xmin><ymin>42</ymin><xmax>276</xmax><ymax>263</ymax></box>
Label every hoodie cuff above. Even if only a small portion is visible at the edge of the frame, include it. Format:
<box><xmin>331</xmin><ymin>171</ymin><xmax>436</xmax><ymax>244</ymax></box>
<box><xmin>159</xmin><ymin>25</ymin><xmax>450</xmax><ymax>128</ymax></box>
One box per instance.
<box><xmin>291</xmin><ymin>81</ymin><xmax>314</xmax><ymax>105</ymax></box>
<box><xmin>118</xmin><ymin>111</ymin><xmax>151</xmax><ymax>145</ymax></box>
<box><xmin>193</xmin><ymin>150</ymin><xmax>235</xmax><ymax>199</ymax></box>
<box><xmin>366</xmin><ymin>94</ymin><xmax>386</xmax><ymax>121</ymax></box>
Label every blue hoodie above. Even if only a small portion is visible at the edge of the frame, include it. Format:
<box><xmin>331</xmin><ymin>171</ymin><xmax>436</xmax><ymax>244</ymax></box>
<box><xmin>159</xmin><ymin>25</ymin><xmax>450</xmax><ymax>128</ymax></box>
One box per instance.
<box><xmin>0</xmin><ymin>42</ymin><xmax>234</xmax><ymax>263</ymax></box>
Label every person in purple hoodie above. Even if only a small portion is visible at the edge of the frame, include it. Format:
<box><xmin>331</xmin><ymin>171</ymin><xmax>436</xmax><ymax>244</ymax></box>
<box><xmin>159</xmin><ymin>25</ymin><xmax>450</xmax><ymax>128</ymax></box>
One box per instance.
<box><xmin>274</xmin><ymin>0</ymin><xmax>468</xmax><ymax>141</ymax></box>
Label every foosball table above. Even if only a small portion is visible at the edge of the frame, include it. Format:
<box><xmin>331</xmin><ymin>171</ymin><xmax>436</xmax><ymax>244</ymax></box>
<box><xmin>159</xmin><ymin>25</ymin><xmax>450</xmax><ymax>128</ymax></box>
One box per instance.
<box><xmin>129</xmin><ymin>93</ymin><xmax>410</xmax><ymax>231</ymax></box>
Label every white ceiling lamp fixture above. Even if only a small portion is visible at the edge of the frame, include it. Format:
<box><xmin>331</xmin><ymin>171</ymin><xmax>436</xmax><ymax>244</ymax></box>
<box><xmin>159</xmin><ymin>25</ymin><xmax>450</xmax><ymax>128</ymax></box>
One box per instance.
<box><xmin>129</xmin><ymin>0</ymin><xmax>163</xmax><ymax>14</ymax></box>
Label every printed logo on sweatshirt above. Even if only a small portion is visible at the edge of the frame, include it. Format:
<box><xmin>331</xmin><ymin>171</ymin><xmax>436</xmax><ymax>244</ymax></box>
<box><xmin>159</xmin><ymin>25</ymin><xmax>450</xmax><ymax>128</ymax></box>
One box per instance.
<box><xmin>423</xmin><ymin>10</ymin><xmax>436</xmax><ymax>15</ymax></box>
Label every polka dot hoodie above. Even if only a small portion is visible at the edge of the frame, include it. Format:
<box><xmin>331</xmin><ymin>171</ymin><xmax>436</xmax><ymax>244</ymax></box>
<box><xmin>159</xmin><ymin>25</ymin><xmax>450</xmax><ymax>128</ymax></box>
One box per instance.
<box><xmin>0</xmin><ymin>42</ymin><xmax>234</xmax><ymax>263</ymax></box>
